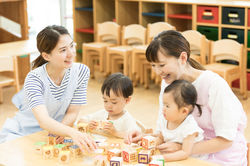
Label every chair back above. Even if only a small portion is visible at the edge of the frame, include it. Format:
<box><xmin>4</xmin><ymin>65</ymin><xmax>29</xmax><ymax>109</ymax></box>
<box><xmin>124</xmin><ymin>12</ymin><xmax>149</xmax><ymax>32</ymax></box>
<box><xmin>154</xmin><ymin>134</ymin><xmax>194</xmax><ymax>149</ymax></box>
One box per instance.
<box><xmin>97</xmin><ymin>21</ymin><xmax>121</xmax><ymax>44</ymax></box>
<box><xmin>147</xmin><ymin>22</ymin><xmax>175</xmax><ymax>44</ymax></box>
<box><xmin>122</xmin><ymin>24</ymin><xmax>146</xmax><ymax>46</ymax></box>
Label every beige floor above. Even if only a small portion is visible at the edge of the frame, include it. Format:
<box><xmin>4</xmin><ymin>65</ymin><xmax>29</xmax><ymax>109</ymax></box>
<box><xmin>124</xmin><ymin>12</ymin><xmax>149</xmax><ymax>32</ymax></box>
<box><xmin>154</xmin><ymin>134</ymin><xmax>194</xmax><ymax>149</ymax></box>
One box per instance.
<box><xmin>0</xmin><ymin>75</ymin><xmax>250</xmax><ymax>142</ymax></box>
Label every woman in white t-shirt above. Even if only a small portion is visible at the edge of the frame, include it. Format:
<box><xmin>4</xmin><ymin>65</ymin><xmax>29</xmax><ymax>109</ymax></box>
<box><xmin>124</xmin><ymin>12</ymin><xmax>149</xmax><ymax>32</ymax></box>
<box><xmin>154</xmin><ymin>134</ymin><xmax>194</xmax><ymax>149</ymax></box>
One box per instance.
<box><xmin>78</xmin><ymin>73</ymin><xmax>142</xmax><ymax>138</ymax></box>
<box><xmin>126</xmin><ymin>30</ymin><xmax>247</xmax><ymax>166</ymax></box>
<box><xmin>154</xmin><ymin>79</ymin><xmax>206</xmax><ymax>161</ymax></box>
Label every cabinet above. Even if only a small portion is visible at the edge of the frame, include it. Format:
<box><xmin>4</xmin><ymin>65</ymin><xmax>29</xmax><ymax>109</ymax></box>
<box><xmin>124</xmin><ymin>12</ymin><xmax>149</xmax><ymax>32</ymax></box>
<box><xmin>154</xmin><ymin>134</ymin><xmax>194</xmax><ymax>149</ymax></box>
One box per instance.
<box><xmin>0</xmin><ymin>0</ymin><xmax>29</xmax><ymax>85</ymax></box>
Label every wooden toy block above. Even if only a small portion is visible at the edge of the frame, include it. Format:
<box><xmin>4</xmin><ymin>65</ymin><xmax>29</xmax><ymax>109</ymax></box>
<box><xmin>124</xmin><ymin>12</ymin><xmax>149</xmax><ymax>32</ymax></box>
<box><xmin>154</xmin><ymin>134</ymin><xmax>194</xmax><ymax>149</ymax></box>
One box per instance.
<box><xmin>130</xmin><ymin>143</ymin><xmax>142</xmax><ymax>154</ymax></box>
<box><xmin>94</xmin><ymin>155</ymin><xmax>107</xmax><ymax>166</ymax></box>
<box><xmin>122</xmin><ymin>149</ymin><xmax>137</xmax><ymax>163</ymax></box>
<box><xmin>34</xmin><ymin>141</ymin><xmax>46</xmax><ymax>154</ymax></box>
<box><xmin>110</xmin><ymin>157</ymin><xmax>123</xmax><ymax>166</ymax></box>
<box><xmin>141</xmin><ymin>136</ymin><xmax>156</xmax><ymax>150</ymax></box>
<box><xmin>54</xmin><ymin>144</ymin><xmax>66</xmax><ymax>158</ymax></box>
<box><xmin>107</xmin><ymin>148</ymin><xmax>122</xmax><ymax>161</ymax></box>
<box><xmin>42</xmin><ymin>145</ymin><xmax>54</xmax><ymax>159</ymax></box>
<box><xmin>150</xmin><ymin>155</ymin><xmax>165</xmax><ymax>166</ymax></box>
<box><xmin>64</xmin><ymin>137</ymin><xmax>73</xmax><ymax>148</ymax></box>
<box><xmin>138</xmin><ymin>150</ymin><xmax>151</xmax><ymax>164</ymax></box>
<box><xmin>69</xmin><ymin>145</ymin><xmax>82</xmax><ymax>158</ymax></box>
<box><xmin>149</xmin><ymin>160</ymin><xmax>164</xmax><ymax>166</ymax></box>
<box><xmin>58</xmin><ymin>150</ymin><xmax>71</xmax><ymax>164</ymax></box>
<box><xmin>77</xmin><ymin>122</ymin><xmax>89</xmax><ymax>132</ymax></box>
<box><xmin>48</xmin><ymin>133</ymin><xmax>56</xmax><ymax>145</ymax></box>
<box><xmin>97</xmin><ymin>142</ymin><xmax>109</xmax><ymax>154</ymax></box>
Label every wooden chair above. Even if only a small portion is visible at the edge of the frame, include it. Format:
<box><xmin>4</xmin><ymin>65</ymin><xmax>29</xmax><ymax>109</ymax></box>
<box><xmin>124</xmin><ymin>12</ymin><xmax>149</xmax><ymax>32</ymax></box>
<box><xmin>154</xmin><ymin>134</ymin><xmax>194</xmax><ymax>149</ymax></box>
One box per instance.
<box><xmin>204</xmin><ymin>39</ymin><xmax>247</xmax><ymax>99</ymax></box>
<box><xmin>182</xmin><ymin>30</ymin><xmax>210</xmax><ymax>65</ymax></box>
<box><xmin>106</xmin><ymin>24</ymin><xmax>146</xmax><ymax>78</ymax></box>
<box><xmin>0</xmin><ymin>56</ymin><xmax>20</xmax><ymax>103</ymax></box>
<box><xmin>247</xmin><ymin>143</ymin><xmax>250</xmax><ymax>166</ymax></box>
<box><xmin>82</xmin><ymin>21</ymin><xmax>120</xmax><ymax>78</ymax></box>
<box><xmin>132</xmin><ymin>22</ymin><xmax>175</xmax><ymax>88</ymax></box>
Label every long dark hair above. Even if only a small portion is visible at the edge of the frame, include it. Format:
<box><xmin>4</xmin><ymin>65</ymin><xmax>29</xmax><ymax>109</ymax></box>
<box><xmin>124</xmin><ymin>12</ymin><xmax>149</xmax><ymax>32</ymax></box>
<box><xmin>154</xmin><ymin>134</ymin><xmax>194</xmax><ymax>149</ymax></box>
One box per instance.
<box><xmin>32</xmin><ymin>25</ymin><xmax>70</xmax><ymax>69</ymax></box>
<box><xmin>101</xmin><ymin>72</ymin><xmax>133</xmax><ymax>98</ymax></box>
<box><xmin>164</xmin><ymin>79</ymin><xmax>202</xmax><ymax>116</ymax></box>
<box><xmin>146</xmin><ymin>30</ymin><xmax>205</xmax><ymax>70</ymax></box>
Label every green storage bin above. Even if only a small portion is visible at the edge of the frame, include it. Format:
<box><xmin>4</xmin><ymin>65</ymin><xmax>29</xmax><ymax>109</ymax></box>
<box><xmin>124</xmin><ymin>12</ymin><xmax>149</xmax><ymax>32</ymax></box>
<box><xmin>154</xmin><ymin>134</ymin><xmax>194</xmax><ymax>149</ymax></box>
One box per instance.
<box><xmin>248</xmin><ymin>52</ymin><xmax>250</xmax><ymax>69</ymax></box>
<box><xmin>197</xmin><ymin>26</ymin><xmax>218</xmax><ymax>41</ymax></box>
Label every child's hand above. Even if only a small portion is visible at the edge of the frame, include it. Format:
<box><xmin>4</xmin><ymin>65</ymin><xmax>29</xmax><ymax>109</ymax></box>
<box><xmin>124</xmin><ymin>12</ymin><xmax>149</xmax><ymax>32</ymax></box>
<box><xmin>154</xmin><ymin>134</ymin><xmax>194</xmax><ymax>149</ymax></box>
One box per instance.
<box><xmin>157</xmin><ymin>142</ymin><xmax>182</xmax><ymax>153</ymax></box>
<box><xmin>103</xmin><ymin>121</ymin><xmax>116</xmax><ymax>134</ymax></box>
<box><xmin>88</xmin><ymin>120</ymin><xmax>98</xmax><ymax>130</ymax></box>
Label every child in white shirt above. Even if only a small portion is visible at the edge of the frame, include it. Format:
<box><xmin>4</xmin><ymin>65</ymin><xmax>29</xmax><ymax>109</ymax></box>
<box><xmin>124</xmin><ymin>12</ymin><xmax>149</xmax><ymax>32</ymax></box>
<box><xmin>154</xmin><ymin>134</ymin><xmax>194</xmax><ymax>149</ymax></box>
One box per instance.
<box><xmin>155</xmin><ymin>80</ymin><xmax>206</xmax><ymax>161</ymax></box>
<box><xmin>78</xmin><ymin>73</ymin><xmax>141</xmax><ymax>138</ymax></box>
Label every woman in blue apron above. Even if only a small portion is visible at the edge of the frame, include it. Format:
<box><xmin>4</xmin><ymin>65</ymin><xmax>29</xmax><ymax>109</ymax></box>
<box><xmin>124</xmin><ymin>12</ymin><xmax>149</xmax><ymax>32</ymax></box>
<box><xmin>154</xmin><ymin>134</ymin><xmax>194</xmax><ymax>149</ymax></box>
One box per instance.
<box><xmin>0</xmin><ymin>25</ymin><xmax>96</xmax><ymax>152</ymax></box>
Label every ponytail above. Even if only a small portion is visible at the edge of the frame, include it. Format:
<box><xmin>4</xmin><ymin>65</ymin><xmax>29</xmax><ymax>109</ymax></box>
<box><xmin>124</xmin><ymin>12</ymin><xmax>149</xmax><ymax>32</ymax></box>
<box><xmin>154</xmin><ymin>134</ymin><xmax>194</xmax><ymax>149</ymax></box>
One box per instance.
<box><xmin>32</xmin><ymin>55</ymin><xmax>48</xmax><ymax>69</ymax></box>
<box><xmin>188</xmin><ymin>57</ymin><xmax>206</xmax><ymax>70</ymax></box>
<box><xmin>194</xmin><ymin>103</ymin><xmax>202</xmax><ymax>116</ymax></box>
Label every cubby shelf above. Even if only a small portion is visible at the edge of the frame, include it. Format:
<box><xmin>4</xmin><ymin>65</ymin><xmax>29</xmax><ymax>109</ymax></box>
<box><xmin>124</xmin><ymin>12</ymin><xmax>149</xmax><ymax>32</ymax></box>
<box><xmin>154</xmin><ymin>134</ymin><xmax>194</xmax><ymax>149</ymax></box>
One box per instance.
<box><xmin>75</xmin><ymin>7</ymin><xmax>93</xmax><ymax>11</ymax></box>
<box><xmin>75</xmin><ymin>28</ymin><xmax>94</xmax><ymax>34</ymax></box>
<box><xmin>142</xmin><ymin>12</ymin><xmax>164</xmax><ymax>17</ymax></box>
<box><xmin>168</xmin><ymin>14</ymin><xmax>192</xmax><ymax>20</ymax></box>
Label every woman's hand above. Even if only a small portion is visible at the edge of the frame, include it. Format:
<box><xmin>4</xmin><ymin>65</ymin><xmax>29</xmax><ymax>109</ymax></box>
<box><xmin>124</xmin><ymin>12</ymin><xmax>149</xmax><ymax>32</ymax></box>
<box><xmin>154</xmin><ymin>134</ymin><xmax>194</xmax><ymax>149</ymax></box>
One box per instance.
<box><xmin>124</xmin><ymin>130</ymin><xmax>143</xmax><ymax>144</ymax></box>
<box><xmin>70</xmin><ymin>129</ymin><xmax>97</xmax><ymax>153</ymax></box>
<box><xmin>157</xmin><ymin>142</ymin><xmax>182</xmax><ymax>153</ymax></box>
<box><xmin>88</xmin><ymin>120</ymin><xmax>98</xmax><ymax>130</ymax></box>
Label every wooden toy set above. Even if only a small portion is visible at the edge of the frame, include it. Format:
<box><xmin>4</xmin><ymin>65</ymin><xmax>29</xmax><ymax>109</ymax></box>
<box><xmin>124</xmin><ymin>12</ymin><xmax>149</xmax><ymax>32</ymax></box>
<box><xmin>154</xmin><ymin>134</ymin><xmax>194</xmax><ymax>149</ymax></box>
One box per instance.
<box><xmin>34</xmin><ymin>123</ymin><xmax>165</xmax><ymax>165</ymax></box>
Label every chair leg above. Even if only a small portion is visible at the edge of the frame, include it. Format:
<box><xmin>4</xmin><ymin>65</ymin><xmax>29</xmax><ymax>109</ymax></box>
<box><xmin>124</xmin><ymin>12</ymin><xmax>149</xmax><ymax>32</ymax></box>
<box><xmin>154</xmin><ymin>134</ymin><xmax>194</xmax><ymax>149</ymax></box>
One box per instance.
<box><xmin>0</xmin><ymin>87</ymin><xmax>3</xmax><ymax>103</ymax></box>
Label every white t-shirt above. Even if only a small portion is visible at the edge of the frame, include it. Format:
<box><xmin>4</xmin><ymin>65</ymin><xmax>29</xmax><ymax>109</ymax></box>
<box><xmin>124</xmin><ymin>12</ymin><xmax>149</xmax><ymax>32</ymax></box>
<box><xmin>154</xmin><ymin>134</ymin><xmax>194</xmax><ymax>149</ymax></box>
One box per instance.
<box><xmin>80</xmin><ymin>109</ymin><xmax>142</xmax><ymax>133</ymax></box>
<box><xmin>159</xmin><ymin>115</ymin><xmax>204</xmax><ymax>144</ymax></box>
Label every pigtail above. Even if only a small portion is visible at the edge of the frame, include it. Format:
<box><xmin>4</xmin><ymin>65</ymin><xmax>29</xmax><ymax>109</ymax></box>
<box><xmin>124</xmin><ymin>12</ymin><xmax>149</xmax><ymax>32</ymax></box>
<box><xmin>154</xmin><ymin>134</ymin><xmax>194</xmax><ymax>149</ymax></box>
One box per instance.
<box><xmin>195</xmin><ymin>103</ymin><xmax>202</xmax><ymax>116</ymax></box>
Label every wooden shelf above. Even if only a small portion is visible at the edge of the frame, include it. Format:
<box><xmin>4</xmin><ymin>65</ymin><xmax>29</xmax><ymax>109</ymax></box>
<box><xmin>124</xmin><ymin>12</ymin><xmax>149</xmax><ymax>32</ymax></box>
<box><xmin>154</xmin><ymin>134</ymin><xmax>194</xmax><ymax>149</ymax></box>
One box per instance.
<box><xmin>75</xmin><ymin>28</ymin><xmax>94</xmax><ymax>34</ymax></box>
<box><xmin>142</xmin><ymin>12</ymin><xmax>164</xmax><ymax>17</ymax></box>
<box><xmin>168</xmin><ymin>14</ymin><xmax>192</xmax><ymax>20</ymax></box>
<box><xmin>221</xmin><ymin>24</ymin><xmax>245</xmax><ymax>29</ymax></box>
<box><xmin>75</xmin><ymin>7</ymin><xmax>93</xmax><ymax>11</ymax></box>
<box><xmin>247</xmin><ymin>69</ymin><xmax>250</xmax><ymax>72</ymax></box>
<box><xmin>196</xmin><ymin>22</ymin><xmax>219</xmax><ymax>27</ymax></box>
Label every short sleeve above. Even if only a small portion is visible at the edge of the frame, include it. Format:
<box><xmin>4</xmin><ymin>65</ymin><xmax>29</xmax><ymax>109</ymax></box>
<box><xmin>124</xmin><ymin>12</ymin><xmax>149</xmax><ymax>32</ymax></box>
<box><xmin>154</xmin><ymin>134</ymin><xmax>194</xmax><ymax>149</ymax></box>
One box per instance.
<box><xmin>181</xmin><ymin>116</ymin><xmax>204</xmax><ymax>142</ymax></box>
<box><xmin>208</xmin><ymin>77</ymin><xmax>246</xmax><ymax>141</ymax></box>
<box><xmin>24</xmin><ymin>72</ymin><xmax>45</xmax><ymax>110</ymax></box>
<box><xmin>70</xmin><ymin>64</ymin><xmax>90</xmax><ymax>105</ymax></box>
<box><xmin>155</xmin><ymin>80</ymin><xmax>168</xmax><ymax>134</ymax></box>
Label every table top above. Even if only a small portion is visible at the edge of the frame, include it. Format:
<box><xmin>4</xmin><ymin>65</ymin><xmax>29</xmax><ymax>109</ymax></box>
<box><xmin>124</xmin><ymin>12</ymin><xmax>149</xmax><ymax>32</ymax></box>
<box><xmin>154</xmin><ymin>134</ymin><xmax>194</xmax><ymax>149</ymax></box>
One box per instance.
<box><xmin>0</xmin><ymin>130</ymin><xmax>219</xmax><ymax>166</ymax></box>
<box><xmin>0</xmin><ymin>39</ymin><xmax>38</xmax><ymax>57</ymax></box>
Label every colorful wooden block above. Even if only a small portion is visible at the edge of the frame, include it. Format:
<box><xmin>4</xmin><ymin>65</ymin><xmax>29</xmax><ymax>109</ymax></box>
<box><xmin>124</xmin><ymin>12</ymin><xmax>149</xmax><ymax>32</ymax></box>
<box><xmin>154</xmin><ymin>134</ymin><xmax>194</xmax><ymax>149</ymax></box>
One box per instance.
<box><xmin>151</xmin><ymin>155</ymin><xmax>165</xmax><ymax>166</ymax></box>
<box><xmin>141</xmin><ymin>136</ymin><xmax>156</xmax><ymax>150</ymax></box>
<box><xmin>54</xmin><ymin>144</ymin><xmax>66</xmax><ymax>158</ymax></box>
<box><xmin>94</xmin><ymin>155</ymin><xmax>107</xmax><ymax>166</ymax></box>
<box><xmin>48</xmin><ymin>133</ymin><xmax>56</xmax><ymax>145</ymax></box>
<box><xmin>42</xmin><ymin>145</ymin><xmax>53</xmax><ymax>159</ymax></box>
<box><xmin>107</xmin><ymin>148</ymin><xmax>122</xmax><ymax>161</ymax></box>
<box><xmin>122</xmin><ymin>149</ymin><xmax>137</xmax><ymax>163</ymax></box>
<box><xmin>97</xmin><ymin>142</ymin><xmax>109</xmax><ymax>154</ymax></box>
<box><xmin>34</xmin><ymin>141</ymin><xmax>46</xmax><ymax>154</ymax></box>
<box><xmin>110</xmin><ymin>157</ymin><xmax>123</xmax><ymax>166</ymax></box>
<box><xmin>77</xmin><ymin>122</ymin><xmax>89</xmax><ymax>132</ymax></box>
<box><xmin>64</xmin><ymin>137</ymin><xmax>73</xmax><ymax>148</ymax></box>
<box><xmin>138</xmin><ymin>150</ymin><xmax>151</xmax><ymax>164</ymax></box>
<box><xmin>69</xmin><ymin>145</ymin><xmax>82</xmax><ymax>158</ymax></box>
<box><xmin>130</xmin><ymin>143</ymin><xmax>143</xmax><ymax>154</ymax></box>
<box><xmin>58</xmin><ymin>150</ymin><xmax>71</xmax><ymax>163</ymax></box>
<box><xmin>149</xmin><ymin>160</ymin><xmax>164</xmax><ymax>166</ymax></box>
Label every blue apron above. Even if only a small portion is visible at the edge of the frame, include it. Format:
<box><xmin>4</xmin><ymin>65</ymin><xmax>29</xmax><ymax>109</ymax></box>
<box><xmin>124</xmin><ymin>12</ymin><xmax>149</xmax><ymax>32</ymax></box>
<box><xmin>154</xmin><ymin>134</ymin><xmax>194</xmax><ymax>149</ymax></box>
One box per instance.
<box><xmin>0</xmin><ymin>63</ymin><xmax>79</xmax><ymax>143</ymax></box>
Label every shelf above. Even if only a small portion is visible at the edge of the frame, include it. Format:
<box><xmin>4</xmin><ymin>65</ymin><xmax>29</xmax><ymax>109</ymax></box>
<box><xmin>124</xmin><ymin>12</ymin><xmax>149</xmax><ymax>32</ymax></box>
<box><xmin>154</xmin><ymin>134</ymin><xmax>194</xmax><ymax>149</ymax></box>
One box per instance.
<box><xmin>221</xmin><ymin>24</ymin><xmax>245</xmax><ymax>29</ymax></box>
<box><xmin>247</xmin><ymin>69</ymin><xmax>250</xmax><ymax>72</ymax></box>
<box><xmin>142</xmin><ymin>12</ymin><xmax>164</xmax><ymax>17</ymax></box>
<box><xmin>196</xmin><ymin>22</ymin><xmax>219</xmax><ymax>27</ymax></box>
<box><xmin>76</xmin><ymin>28</ymin><xmax>94</xmax><ymax>34</ymax></box>
<box><xmin>75</xmin><ymin>7</ymin><xmax>93</xmax><ymax>12</ymax></box>
<box><xmin>77</xmin><ymin>49</ymin><xmax>82</xmax><ymax>54</ymax></box>
<box><xmin>168</xmin><ymin>14</ymin><xmax>192</xmax><ymax>20</ymax></box>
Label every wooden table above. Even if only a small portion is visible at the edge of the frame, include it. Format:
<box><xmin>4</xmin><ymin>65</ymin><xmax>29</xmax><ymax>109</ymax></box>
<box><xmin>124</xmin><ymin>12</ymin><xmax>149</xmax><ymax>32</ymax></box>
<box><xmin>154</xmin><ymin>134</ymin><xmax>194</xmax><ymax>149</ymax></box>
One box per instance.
<box><xmin>0</xmin><ymin>131</ymin><xmax>219</xmax><ymax>166</ymax></box>
<box><xmin>0</xmin><ymin>39</ymin><xmax>38</xmax><ymax>85</ymax></box>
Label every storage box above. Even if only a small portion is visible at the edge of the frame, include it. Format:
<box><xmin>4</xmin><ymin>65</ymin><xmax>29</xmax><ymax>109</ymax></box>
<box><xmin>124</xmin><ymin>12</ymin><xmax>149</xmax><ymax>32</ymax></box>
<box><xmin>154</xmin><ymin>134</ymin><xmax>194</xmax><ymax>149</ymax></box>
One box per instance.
<box><xmin>197</xmin><ymin>26</ymin><xmax>218</xmax><ymax>41</ymax></box>
<box><xmin>222</xmin><ymin>28</ymin><xmax>244</xmax><ymax>44</ymax></box>
<box><xmin>197</xmin><ymin>6</ymin><xmax>218</xmax><ymax>24</ymax></box>
<box><xmin>232</xmin><ymin>72</ymin><xmax>250</xmax><ymax>91</ymax></box>
<box><xmin>222</xmin><ymin>7</ymin><xmax>245</xmax><ymax>26</ymax></box>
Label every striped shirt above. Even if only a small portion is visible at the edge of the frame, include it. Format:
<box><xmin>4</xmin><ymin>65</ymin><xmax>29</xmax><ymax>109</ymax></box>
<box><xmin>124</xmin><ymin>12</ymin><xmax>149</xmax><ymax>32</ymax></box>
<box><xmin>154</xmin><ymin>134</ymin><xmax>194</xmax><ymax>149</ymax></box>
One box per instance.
<box><xmin>24</xmin><ymin>63</ymin><xmax>90</xmax><ymax>109</ymax></box>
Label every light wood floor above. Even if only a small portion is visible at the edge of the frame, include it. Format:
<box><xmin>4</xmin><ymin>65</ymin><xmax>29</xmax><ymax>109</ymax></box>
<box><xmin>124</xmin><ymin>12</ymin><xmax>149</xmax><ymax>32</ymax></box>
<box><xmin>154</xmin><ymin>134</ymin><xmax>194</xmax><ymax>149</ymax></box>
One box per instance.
<box><xmin>0</xmin><ymin>74</ymin><xmax>249</xmax><ymax>142</ymax></box>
